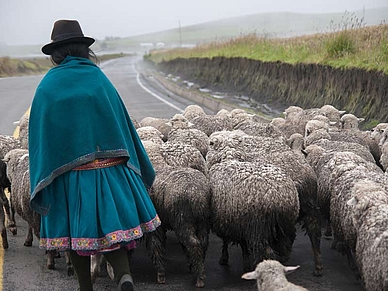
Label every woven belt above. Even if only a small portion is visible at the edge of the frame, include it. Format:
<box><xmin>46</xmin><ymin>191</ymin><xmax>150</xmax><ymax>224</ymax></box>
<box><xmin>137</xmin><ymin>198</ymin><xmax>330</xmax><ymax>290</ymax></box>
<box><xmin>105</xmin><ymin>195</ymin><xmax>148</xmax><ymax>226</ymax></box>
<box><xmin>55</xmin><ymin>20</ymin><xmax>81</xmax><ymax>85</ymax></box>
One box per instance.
<box><xmin>72</xmin><ymin>157</ymin><xmax>127</xmax><ymax>171</ymax></box>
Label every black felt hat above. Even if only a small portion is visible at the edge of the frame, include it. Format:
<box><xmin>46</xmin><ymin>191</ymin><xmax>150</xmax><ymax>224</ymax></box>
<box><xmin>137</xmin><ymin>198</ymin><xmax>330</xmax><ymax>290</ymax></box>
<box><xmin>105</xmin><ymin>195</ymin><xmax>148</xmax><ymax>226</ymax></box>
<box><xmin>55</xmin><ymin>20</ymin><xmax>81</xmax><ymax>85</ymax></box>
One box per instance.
<box><xmin>41</xmin><ymin>19</ymin><xmax>95</xmax><ymax>55</ymax></box>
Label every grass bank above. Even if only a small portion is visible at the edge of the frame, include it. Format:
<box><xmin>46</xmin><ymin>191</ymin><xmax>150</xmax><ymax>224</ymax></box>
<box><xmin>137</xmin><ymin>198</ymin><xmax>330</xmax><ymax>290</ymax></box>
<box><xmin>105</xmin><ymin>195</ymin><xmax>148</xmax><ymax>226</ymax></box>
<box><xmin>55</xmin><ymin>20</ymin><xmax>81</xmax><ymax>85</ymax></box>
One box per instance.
<box><xmin>0</xmin><ymin>53</ymin><xmax>133</xmax><ymax>78</ymax></box>
<box><xmin>147</xmin><ymin>23</ymin><xmax>388</xmax><ymax>75</ymax></box>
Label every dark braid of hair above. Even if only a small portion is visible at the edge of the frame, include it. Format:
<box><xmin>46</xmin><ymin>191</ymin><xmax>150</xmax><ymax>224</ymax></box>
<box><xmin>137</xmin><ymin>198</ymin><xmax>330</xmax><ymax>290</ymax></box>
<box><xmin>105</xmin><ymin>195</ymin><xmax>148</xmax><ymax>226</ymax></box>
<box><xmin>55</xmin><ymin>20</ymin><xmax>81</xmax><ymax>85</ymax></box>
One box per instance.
<box><xmin>50</xmin><ymin>42</ymin><xmax>98</xmax><ymax>65</ymax></box>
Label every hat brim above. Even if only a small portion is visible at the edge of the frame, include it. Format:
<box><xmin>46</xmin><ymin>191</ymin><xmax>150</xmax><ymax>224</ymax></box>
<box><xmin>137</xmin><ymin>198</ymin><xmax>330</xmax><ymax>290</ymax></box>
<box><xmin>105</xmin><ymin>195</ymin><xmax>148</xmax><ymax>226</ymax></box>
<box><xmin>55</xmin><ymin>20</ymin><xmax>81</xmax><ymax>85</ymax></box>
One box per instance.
<box><xmin>41</xmin><ymin>36</ymin><xmax>95</xmax><ymax>55</ymax></box>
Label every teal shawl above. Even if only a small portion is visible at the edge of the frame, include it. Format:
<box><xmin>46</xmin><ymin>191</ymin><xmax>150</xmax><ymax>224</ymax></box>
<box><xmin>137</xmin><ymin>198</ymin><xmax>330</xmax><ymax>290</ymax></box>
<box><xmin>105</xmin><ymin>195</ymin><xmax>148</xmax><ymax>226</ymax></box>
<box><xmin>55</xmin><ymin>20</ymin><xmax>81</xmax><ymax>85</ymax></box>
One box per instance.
<box><xmin>29</xmin><ymin>56</ymin><xmax>155</xmax><ymax>215</ymax></box>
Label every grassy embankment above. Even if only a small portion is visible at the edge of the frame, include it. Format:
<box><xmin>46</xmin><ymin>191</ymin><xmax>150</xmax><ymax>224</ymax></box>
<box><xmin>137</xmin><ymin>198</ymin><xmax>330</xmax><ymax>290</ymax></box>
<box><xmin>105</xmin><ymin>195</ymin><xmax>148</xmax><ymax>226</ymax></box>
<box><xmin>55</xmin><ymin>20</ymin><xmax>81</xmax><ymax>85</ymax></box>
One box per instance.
<box><xmin>147</xmin><ymin>22</ymin><xmax>388</xmax><ymax>75</ymax></box>
<box><xmin>0</xmin><ymin>53</ymin><xmax>132</xmax><ymax>78</ymax></box>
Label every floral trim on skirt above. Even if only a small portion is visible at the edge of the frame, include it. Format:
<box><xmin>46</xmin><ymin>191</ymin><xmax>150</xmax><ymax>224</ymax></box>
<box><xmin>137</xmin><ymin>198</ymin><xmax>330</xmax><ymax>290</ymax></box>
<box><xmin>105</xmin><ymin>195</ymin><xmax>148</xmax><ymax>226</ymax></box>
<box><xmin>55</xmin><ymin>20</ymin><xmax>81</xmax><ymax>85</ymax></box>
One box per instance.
<box><xmin>38</xmin><ymin>163</ymin><xmax>161</xmax><ymax>255</ymax></box>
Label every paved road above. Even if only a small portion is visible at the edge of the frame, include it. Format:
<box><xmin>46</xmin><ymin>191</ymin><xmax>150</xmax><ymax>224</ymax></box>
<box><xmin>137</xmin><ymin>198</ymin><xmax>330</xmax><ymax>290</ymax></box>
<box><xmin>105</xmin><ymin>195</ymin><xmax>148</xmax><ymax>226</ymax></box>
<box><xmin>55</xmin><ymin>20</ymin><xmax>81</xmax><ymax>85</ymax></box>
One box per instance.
<box><xmin>0</xmin><ymin>56</ymin><xmax>365</xmax><ymax>290</ymax></box>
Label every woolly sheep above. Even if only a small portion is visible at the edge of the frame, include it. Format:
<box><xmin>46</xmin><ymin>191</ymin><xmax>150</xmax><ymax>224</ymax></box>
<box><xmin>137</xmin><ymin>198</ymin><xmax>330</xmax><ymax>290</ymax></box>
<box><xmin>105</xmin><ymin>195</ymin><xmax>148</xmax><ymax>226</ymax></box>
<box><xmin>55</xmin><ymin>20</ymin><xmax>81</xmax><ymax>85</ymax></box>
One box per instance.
<box><xmin>236</xmin><ymin>133</ymin><xmax>323</xmax><ymax>276</ymax></box>
<box><xmin>209</xmin><ymin>159</ymin><xmax>300</xmax><ymax>272</ymax></box>
<box><xmin>378</xmin><ymin>128</ymin><xmax>388</xmax><ymax>171</ymax></box>
<box><xmin>206</xmin><ymin>133</ymin><xmax>300</xmax><ymax>272</ymax></box>
<box><xmin>166</xmin><ymin>114</ymin><xmax>210</xmax><ymax>157</ymax></box>
<box><xmin>183</xmin><ymin>104</ymin><xmax>206</xmax><ymax>120</ymax></box>
<box><xmin>160</xmin><ymin>141</ymin><xmax>208</xmax><ymax>177</ymax></box>
<box><xmin>327</xmin><ymin>153</ymin><xmax>383</xmax><ymax>269</ymax></box>
<box><xmin>137</xmin><ymin>126</ymin><xmax>164</xmax><ymax>145</ymax></box>
<box><xmin>3</xmin><ymin>149</ymin><xmax>72</xmax><ymax>273</ymax></box>
<box><xmin>13</xmin><ymin>113</ymin><xmax>29</xmax><ymax>149</ymax></box>
<box><xmin>234</xmin><ymin>121</ymin><xmax>287</xmax><ymax>143</ymax></box>
<box><xmin>140</xmin><ymin>117</ymin><xmax>171</xmax><ymax>141</ymax></box>
<box><xmin>347</xmin><ymin>180</ymin><xmax>388</xmax><ymax>291</ymax></box>
<box><xmin>242</xmin><ymin>260</ymin><xmax>308</xmax><ymax>291</ymax></box>
<box><xmin>142</xmin><ymin>141</ymin><xmax>212</xmax><ymax>287</ymax></box>
<box><xmin>340</xmin><ymin>113</ymin><xmax>364</xmax><ymax>130</ymax></box>
<box><xmin>0</xmin><ymin>135</ymin><xmax>21</xmax><ymax>237</ymax></box>
<box><xmin>189</xmin><ymin>113</ymin><xmax>234</xmax><ymax>137</ymax></box>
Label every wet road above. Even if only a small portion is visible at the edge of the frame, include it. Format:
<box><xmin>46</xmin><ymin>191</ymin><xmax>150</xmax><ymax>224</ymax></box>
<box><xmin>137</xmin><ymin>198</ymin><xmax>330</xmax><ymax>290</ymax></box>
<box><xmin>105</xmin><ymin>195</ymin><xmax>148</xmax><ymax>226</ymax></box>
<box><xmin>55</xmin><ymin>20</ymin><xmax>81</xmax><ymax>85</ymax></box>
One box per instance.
<box><xmin>0</xmin><ymin>55</ymin><xmax>365</xmax><ymax>290</ymax></box>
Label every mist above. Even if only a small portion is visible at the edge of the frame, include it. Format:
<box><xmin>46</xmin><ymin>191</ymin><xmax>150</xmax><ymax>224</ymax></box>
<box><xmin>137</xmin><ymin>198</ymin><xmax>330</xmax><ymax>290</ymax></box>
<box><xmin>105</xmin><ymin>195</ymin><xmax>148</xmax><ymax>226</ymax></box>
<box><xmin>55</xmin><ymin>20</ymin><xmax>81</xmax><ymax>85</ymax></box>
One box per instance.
<box><xmin>1</xmin><ymin>0</ymin><xmax>387</xmax><ymax>46</ymax></box>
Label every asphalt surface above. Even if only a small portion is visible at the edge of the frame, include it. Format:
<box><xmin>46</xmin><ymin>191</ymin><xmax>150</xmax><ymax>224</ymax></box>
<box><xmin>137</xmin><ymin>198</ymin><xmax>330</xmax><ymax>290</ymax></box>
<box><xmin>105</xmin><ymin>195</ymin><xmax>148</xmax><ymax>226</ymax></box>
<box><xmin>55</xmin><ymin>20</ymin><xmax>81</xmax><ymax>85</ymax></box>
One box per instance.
<box><xmin>0</xmin><ymin>55</ymin><xmax>365</xmax><ymax>290</ymax></box>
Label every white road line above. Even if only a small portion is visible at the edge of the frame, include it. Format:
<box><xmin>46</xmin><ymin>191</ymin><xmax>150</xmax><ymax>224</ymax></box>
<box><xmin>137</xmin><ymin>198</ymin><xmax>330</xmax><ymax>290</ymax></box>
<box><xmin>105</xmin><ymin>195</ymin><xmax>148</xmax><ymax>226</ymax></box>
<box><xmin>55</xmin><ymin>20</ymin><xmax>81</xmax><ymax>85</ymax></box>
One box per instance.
<box><xmin>135</xmin><ymin>69</ymin><xmax>184</xmax><ymax>113</ymax></box>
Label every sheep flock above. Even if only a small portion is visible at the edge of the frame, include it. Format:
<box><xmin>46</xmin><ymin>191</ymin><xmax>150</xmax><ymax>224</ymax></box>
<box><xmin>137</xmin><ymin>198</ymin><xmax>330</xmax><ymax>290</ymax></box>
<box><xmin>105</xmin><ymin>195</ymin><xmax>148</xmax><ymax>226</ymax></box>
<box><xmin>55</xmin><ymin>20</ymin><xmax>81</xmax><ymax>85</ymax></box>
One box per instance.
<box><xmin>1</xmin><ymin>103</ymin><xmax>388</xmax><ymax>291</ymax></box>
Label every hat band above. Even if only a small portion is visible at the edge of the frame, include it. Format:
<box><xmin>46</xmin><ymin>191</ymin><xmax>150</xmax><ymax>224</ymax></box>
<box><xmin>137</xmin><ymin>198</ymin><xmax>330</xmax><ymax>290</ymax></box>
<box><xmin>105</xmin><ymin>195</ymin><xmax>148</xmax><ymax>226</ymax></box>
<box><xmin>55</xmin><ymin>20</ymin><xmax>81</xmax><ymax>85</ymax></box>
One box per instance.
<box><xmin>53</xmin><ymin>32</ymin><xmax>85</xmax><ymax>42</ymax></box>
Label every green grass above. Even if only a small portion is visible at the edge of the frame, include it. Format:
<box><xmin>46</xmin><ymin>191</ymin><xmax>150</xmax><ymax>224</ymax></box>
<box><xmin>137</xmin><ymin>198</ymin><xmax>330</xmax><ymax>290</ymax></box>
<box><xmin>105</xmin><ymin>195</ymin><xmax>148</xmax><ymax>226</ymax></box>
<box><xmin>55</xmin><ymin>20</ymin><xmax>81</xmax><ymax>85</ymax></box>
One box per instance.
<box><xmin>147</xmin><ymin>23</ymin><xmax>388</xmax><ymax>74</ymax></box>
<box><xmin>0</xmin><ymin>53</ymin><xmax>133</xmax><ymax>78</ymax></box>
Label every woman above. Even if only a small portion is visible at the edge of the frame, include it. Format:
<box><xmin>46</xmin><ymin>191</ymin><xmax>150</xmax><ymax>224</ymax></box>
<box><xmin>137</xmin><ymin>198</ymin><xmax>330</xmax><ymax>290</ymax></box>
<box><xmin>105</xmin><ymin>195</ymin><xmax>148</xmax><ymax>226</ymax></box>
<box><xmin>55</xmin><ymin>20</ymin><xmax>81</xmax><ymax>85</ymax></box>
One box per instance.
<box><xmin>29</xmin><ymin>19</ymin><xmax>161</xmax><ymax>291</ymax></box>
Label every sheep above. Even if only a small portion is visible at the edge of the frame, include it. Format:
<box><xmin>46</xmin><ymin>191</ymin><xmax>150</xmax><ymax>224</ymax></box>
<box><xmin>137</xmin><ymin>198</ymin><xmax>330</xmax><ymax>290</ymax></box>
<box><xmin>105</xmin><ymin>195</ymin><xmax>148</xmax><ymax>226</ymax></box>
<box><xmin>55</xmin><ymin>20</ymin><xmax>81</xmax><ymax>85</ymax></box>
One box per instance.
<box><xmin>304</xmin><ymin>118</ymin><xmax>382</xmax><ymax>169</ymax></box>
<box><xmin>141</xmin><ymin>140</ymin><xmax>212</xmax><ymax>288</ymax></box>
<box><xmin>229</xmin><ymin>109</ymin><xmax>266</xmax><ymax>128</ymax></box>
<box><xmin>160</xmin><ymin>141</ymin><xmax>208</xmax><ymax>177</ymax></box>
<box><xmin>139</xmin><ymin>117</ymin><xmax>171</xmax><ymax>141</ymax></box>
<box><xmin>3</xmin><ymin>149</ymin><xmax>72</xmax><ymax>273</ymax></box>
<box><xmin>326</xmin><ymin>152</ymin><xmax>383</xmax><ymax>274</ymax></box>
<box><xmin>278</xmin><ymin>105</ymin><xmax>344</xmax><ymax>138</ymax></box>
<box><xmin>347</xmin><ymin>180</ymin><xmax>388</xmax><ymax>291</ymax></box>
<box><xmin>137</xmin><ymin>126</ymin><xmax>164</xmax><ymax>145</ymax></box>
<box><xmin>0</xmin><ymin>135</ymin><xmax>21</xmax><ymax>157</ymax></box>
<box><xmin>166</xmin><ymin>114</ymin><xmax>210</xmax><ymax>157</ymax></box>
<box><xmin>183</xmin><ymin>104</ymin><xmax>206</xmax><ymax>121</ymax></box>
<box><xmin>0</xmin><ymin>135</ymin><xmax>21</xmax><ymax>239</ymax></box>
<box><xmin>189</xmin><ymin>113</ymin><xmax>234</xmax><ymax>137</ymax></box>
<box><xmin>209</xmin><ymin>159</ymin><xmax>299</xmax><ymax>272</ymax></box>
<box><xmin>340</xmin><ymin>113</ymin><xmax>364</xmax><ymax>130</ymax></box>
<box><xmin>206</xmin><ymin>133</ymin><xmax>300</xmax><ymax>272</ymax></box>
<box><xmin>242</xmin><ymin>260</ymin><xmax>309</xmax><ymax>291</ymax></box>
<box><xmin>283</xmin><ymin>106</ymin><xmax>304</xmax><ymax>120</ymax></box>
<box><xmin>234</xmin><ymin>121</ymin><xmax>287</xmax><ymax>144</ymax></box>
<box><xmin>235</xmin><ymin>133</ymin><xmax>323</xmax><ymax>276</ymax></box>
<box><xmin>13</xmin><ymin>113</ymin><xmax>29</xmax><ymax>149</ymax></box>
<box><xmin>304</xmin><ymin>145</ymin><xmax>381</xmax><ymax>240</ymax></box>
<box><xmin>378</xmin><ymin>128</ymin><xmax>388</xmax><ymax>171</ymax></box>
<box><xmin>319</xmin><ymin>104</ymin><xmax>346</xmax><ymax>125</ymax></box>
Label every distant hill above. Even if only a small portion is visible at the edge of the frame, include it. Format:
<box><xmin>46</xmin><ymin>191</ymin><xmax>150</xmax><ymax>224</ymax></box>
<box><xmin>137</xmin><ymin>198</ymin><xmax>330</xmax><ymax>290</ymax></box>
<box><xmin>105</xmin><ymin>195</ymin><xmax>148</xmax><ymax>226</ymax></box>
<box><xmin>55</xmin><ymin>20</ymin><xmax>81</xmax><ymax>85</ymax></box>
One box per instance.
<box><xmin>100</xmin><ymin>6</ymin><xmax>388</xmax><ymax>53</ymax></box>
<box><xmin>1</xmin><ymin>6</ymin><xmax>387</xmax><ymax>57</ymax></box>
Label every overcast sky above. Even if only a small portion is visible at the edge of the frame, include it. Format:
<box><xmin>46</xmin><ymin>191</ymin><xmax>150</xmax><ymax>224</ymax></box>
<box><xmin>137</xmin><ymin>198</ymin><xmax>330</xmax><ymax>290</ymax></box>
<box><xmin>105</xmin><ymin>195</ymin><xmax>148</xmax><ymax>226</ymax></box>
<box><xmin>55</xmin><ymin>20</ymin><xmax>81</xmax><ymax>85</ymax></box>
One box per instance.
<box><xmin>1</xmin><ymin>0</ymin><xmax>387</xmax><ymax>46</ymax></box>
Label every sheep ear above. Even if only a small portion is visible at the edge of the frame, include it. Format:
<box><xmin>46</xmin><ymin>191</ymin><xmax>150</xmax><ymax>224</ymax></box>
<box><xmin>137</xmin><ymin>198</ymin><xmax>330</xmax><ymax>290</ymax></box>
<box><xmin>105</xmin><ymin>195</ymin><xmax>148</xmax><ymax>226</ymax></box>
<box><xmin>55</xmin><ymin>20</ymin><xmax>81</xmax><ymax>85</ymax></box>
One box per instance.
<box><xmin>13</xmin><ymin>120</ymin><xmax>20</xmax><ymax>125</ymax></box>
<box><xmin>188</xmin><ymin>122</ymin><xmax>194</xmax><ymax>127</ymax></box>
<box><xmin>284</xmin><ymin>265</ymin><xmax>300</xmax><ymax>274</ymax></box>
<box><xmin>241</xmin><ymin>271</ymin><xmax>257</xmax><ymax>280</ymax></box>
<box><xmin>347</xmin><ymin>197</ymin><xmax>358</xmax><ymax>206</ymax></box>
<box><xmin>165</xmin><ymin>121</ymin><xmax>172</xmax><ymax>127</ymax></box>
<box><xmin>358</xmin><ymin>118</ymin><xmax>365</xmax><ymax>123</ymax></box>
<box><xmin>339</xmin><ymin>110</ymin><xmax>346</xmax><ymax>116</ymax></box>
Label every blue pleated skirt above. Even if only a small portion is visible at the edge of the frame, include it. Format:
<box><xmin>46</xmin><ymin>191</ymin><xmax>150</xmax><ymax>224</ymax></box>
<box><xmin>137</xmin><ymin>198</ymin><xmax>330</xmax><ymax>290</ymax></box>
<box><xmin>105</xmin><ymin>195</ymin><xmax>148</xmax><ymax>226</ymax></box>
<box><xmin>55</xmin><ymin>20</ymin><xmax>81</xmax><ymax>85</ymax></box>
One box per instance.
<box><xmin>38</xmin><ymin>163</ymin><xmax>160</xmax><ymax>255</ymax></box>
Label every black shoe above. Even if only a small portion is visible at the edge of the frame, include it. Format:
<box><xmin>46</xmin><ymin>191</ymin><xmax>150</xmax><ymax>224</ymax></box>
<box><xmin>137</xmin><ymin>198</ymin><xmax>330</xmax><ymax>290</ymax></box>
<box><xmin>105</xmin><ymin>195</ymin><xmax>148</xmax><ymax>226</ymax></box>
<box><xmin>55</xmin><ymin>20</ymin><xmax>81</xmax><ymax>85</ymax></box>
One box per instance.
<box><xmin>118</xmin><ymin>274</ymin><xmax>134</xmax><ymax>291</ymax></box>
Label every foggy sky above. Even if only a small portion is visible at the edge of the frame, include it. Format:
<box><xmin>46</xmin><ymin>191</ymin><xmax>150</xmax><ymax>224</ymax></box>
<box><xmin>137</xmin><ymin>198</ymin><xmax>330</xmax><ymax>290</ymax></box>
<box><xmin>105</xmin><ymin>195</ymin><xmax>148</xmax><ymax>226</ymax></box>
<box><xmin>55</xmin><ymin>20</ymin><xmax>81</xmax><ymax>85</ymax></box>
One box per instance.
<box><xmin>1</xmin><ymin>0</ymin><xmax>387</xmax><ymax>46</ymax></box>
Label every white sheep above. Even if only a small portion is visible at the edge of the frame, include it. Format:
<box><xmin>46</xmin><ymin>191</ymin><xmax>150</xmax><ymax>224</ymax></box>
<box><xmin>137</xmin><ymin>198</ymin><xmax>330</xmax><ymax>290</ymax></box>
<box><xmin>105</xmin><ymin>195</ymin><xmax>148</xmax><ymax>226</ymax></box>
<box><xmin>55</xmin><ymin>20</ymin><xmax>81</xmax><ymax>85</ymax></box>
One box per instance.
<box><xmin>137</xmin><ymin>126</ymin><xmax>164</xmax><ymax>145</ymax></box>
<box><xmin>3</xmin><ymin>149</ymin><xmax>73</xmax><ymax>273</ymax></box>
<box><xmin>183</xmin><ymin>104</ymin><xmax>206</xmax><ymax>120</ymax></box>
<box><xmin>347</xmin><ymin>180</ymin><xmax>388</xmax><ymax>291</ymax></box>
<box><xmin>166</xmin><ymin>114</ymin><xmax>210</xmax><ymax>157</ymax></box>
<box><xmin>206</xmin><ymin>132</ymin><xmax>300</xmax><ymax>272</ymax></box>
<box><xmin>141</xmin><ymin>140</ymin><xmax>212</xmax><ymax>287</ymax></box>
<box><xmin>242</xmin><ymin>259</ymin><xmax>308</xmax><ymax>291</ymax></box>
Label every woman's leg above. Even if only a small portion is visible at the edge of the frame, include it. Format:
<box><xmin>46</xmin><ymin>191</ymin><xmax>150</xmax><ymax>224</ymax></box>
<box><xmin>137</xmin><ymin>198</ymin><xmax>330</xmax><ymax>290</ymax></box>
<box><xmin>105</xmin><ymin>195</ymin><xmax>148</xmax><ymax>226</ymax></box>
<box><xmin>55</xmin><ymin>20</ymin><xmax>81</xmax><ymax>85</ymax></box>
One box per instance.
<box><xmin>69</xmin><ymin>251</ymin><xmax>93</xmax><ymax>291</ymax></box>
<box><xmin>103</xmin><ymin>248</ymin><xmax>133</xmax><ymax>291</ymax></box>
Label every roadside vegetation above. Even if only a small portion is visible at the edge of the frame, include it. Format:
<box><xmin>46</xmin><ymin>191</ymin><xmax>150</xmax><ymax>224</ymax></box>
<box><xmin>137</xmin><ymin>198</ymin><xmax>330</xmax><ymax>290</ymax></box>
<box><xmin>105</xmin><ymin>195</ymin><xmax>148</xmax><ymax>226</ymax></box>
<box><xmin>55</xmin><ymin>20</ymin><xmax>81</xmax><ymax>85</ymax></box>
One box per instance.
<box><xmin>147</xmin><ymin>21</ymin><xmax>388</xmax><ymax>75</ymax></box>
<box><xmin>0</xmin><ymin>53</ymin><xmax>133</xmax><ymax>78</ymax></box>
